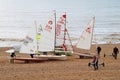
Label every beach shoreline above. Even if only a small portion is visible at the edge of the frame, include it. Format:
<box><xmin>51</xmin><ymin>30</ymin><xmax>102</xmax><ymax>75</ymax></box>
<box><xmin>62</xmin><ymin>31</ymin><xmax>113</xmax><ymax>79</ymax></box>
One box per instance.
<box><xmin>0</xmin><ymin>43</ymin><xmax>120</xmax><ymax>80</ymax></box>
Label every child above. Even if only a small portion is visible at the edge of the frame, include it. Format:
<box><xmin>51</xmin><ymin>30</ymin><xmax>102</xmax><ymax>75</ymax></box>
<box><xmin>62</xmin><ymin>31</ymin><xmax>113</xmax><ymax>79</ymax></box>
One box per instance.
<box><xmin>92</xmin><ymin>55</ymin><xmax>99</xmax><ymax>70</ymax></box>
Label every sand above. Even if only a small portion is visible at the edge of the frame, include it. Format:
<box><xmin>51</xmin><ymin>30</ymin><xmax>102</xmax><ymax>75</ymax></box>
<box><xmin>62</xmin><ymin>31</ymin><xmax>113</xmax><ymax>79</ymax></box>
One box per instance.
<box><xmin>0</xmin><ymin>44</ymin><xmax>120</xmax><ymax>80</ymax></box>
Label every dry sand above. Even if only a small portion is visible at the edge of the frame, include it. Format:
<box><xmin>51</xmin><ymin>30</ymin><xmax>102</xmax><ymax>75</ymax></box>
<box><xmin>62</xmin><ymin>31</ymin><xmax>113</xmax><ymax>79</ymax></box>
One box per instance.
<box><xmin>0</xmin><ymin>44</ymin><xmax>120</xmax><ymax>80</ymax></box>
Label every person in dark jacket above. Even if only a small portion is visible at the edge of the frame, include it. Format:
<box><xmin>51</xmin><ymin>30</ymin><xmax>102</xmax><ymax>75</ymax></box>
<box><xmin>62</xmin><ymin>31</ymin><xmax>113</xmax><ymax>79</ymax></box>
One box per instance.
<box><xmin>113</xmin><ymin>47</ymin><xmax>119</xmax><ymax>59</ymax></box>
<box><xmin>97</xmin><ymin>46</ymin><xmax>101</xmax><ymax>56</ymax></box>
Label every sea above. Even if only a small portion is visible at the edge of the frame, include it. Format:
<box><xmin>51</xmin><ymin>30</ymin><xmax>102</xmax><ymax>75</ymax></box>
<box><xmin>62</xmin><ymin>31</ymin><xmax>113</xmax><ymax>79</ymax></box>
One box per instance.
<box><xmin>0</xmin><ymin>0</ymin><xmax>120</xmax><ymax>47</ymax></box>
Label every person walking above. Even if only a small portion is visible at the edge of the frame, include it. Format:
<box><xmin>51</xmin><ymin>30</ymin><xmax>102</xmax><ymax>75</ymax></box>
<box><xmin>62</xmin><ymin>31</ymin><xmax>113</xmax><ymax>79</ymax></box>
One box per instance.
<box><xmin>93</xmin><ymin>55</ymin><xmax>99</xmax><ymax>70</ymax></box>
<box><xmin>97</xmin><ymin>46</ymin><xmax>101</xmax><ymax>56</ymax></box>
<box><xmin>113</xmin><ymin>47</ymin><xmax>119</xmax><ymax>59</ymax></box>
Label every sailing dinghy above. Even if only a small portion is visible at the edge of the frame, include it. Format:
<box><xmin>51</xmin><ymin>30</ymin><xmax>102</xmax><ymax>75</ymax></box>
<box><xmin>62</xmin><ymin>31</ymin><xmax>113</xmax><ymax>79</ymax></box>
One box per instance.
<box><xmin>8</xmin><ymin>20</ymin><xmax>48</xmax><ymax>63</ymax></box>
<box><xmin>55</xmin><ymin>12</ymin><xmax>73</xmax><ymax>54</ymax></box>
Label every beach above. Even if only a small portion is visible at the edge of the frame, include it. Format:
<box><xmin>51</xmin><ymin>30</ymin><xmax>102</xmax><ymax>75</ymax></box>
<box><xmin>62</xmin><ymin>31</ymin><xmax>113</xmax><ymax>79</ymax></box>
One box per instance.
<box><xmin>0</xmin><ymin>0</ymin><xmax>120</xmax><ymax>80</ymax></box>
<box><xmin>0</xmin><ymin>44</ymin><xmax>120</xmax><ymax>80</ymax></box>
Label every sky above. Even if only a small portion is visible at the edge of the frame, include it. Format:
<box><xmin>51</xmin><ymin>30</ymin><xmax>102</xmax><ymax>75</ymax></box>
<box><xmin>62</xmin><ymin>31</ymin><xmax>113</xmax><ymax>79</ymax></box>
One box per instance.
<box><xmin>0</xmin><ymin>0</ymin><xmax>120</xmax><ymax>38</ymax></box>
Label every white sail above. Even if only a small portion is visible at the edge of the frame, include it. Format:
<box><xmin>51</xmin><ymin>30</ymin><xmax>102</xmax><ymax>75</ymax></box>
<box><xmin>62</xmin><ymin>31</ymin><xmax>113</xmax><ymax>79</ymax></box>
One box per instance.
<box><xmin>76</xmin><ymin>17</ymin><xmax>95</xmax><ymax>50</ymax></box>
<box><xmin>20</xmin><ymin>26</ymin><xmax>37</xmax><ymax>54</ymax></box>
<box><xmin>38</xmin><ymin>13</ymin><xmax>55</xmax><ymax>52</ymax></box>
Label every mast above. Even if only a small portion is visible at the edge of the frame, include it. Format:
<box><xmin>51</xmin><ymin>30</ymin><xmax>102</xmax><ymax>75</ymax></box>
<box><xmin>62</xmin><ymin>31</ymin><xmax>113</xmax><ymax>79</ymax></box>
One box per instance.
<box><xmin>63</xmin><ymin>12</ymin><xmax>66</xmax><ymax>44</ymax></box>
<box><xmin>63</xmin><ymin>13</ymin><xmax>73</xmax><ymax>52</ymax></box>
<box><xmin>90</xmin><ymin>17</ymin><xmax>95</xmax><ymax>49</ymax></box>
<box><xmin>34</xmin><ymin>20</ymin><xmax>38</xmax><ymax>53</ymax></box>
<box><xmin>54</xmin><ymin>10</ymin><xmax>56</xmax><ymax>52</ymax></box>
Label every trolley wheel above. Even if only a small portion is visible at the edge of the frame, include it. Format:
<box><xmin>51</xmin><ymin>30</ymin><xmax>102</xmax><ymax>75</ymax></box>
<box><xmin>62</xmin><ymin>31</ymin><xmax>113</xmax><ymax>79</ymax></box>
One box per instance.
<box><xmin>102</xmin><ymin>62</ymin><xmax>105</xmax><ymax>67</ymax></box>
<box><xmin>104</xmin><ymin>54</ymin><xmax>106</xmax><ymax>57</ymax></box>
<box><xmin>88</xmin><ymin>62</ymin><xmax>91</xmax><ymax>66</ymax></box>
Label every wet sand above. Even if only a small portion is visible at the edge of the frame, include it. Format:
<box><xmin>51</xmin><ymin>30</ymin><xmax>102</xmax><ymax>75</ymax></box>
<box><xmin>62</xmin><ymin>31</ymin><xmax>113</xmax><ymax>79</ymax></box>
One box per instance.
<box><xmin>0</xmin><ymin>44</ymin><xmax>120</xmax><ymax>80</ymax></box>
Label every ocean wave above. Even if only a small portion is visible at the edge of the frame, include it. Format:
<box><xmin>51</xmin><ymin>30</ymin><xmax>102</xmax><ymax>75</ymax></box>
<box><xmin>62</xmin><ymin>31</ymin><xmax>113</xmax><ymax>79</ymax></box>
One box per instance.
<box><xmin>0</xmin><ymin>32</ymin><xmax>120</xmax><ymax>47</ymax></box>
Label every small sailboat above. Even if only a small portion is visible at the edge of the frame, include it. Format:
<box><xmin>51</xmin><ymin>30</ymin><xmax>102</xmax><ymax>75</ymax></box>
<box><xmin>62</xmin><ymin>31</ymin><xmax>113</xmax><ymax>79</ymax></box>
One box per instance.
<box><xmin>55</xmin><ymin>12</ymin><xmax>73</xmax><ymax>54</ymax></box>
<box><xmin>74</xmin><ymin>17</ymin><xmax>95</xmax><ymax>58</ymax></box>
<box><xmin>6</xmin><ymin>21</ymin><xmax>47</xmax><ymax>63</ymax></box>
